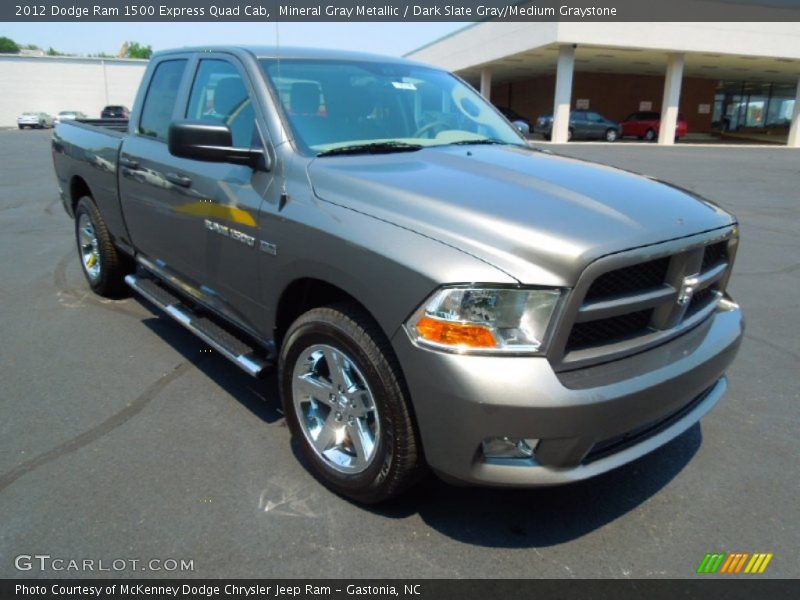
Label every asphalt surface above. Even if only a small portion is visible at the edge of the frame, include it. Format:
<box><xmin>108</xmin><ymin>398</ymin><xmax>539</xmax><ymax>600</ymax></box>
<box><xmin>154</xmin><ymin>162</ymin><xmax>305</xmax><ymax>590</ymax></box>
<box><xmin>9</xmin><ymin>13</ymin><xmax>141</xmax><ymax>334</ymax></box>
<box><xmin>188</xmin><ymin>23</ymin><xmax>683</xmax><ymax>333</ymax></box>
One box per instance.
<box><xmin>1</xmin><ymin>129</ymin><xmax>797</xmax><ymax>579</ymax></box>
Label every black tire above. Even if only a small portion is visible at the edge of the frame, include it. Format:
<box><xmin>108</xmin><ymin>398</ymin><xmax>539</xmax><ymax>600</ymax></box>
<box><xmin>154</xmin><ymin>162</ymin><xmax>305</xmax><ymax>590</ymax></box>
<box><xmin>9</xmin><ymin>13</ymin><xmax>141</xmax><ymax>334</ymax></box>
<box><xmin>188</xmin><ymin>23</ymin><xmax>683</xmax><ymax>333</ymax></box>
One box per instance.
<box><xmin>18</xmin><ymin>125</ymin><xmax>24</xmax><ymax>130</ymax></box>
<box><xmin>74</xmin><ymin>196</ymin><xmax>132</xmax><ymax>297</ymax></box>
<box><xmin>605</xmin><ymin>128</ymin><xmax>619</xmax><ymax>142</ymax></box>
<box><xmin>644</xmin><ymin>128</ymin><xmax>656</xmax><ymax>142</ymax></box>
<box><xmin>279</xmin><ymin>303</ymin><xmax>422</xmax><ymax>504</ymax></box>
<box><xmin>567</xmin><ymin>127</ymin><xmax>574</xmax><ymax>141</ymax></box>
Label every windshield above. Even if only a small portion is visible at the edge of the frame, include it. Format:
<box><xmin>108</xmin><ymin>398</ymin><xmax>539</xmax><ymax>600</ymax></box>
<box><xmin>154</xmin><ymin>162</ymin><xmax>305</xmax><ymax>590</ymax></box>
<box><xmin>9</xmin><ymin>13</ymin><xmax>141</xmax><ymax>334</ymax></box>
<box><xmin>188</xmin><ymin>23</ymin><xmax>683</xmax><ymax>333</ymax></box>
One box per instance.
<box><xmin>260</xmin><ymin>58</ymin><xmax>525</xmax><ymax>155</ymax></box>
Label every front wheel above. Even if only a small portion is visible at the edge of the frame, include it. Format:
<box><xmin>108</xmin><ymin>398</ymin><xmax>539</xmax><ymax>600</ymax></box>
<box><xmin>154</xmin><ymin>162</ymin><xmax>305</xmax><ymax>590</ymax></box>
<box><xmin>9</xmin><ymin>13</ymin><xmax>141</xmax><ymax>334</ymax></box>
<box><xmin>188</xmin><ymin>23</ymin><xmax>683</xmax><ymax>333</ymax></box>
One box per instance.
<box><xmin>644</xmin><ymin>128</ymin><xmax>656</xmax><ymax>142</ymax></box>
<box><xmin>605</xmin><ymin>128</ymin><xmax>619</xmax><ymax>142</ymax></box>
<box><xmin>279</xmin><ymin>304</ymin><xmax>422</xmax><ymax>504</ymax></box>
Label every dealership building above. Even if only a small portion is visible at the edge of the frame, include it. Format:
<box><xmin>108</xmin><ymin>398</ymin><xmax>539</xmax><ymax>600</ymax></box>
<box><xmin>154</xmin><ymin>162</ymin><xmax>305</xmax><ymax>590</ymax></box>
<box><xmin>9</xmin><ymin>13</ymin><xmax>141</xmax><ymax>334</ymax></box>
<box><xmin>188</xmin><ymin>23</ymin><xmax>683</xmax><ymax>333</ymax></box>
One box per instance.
<box><xmin>0</xmin><ymin>53</ymin><xmax>147</xmax><ymax>128</ymax></box>
<box><xmin>407</xmin><ymin>21</ymin><xmax>800</xmax><ymax>146</ymax></box>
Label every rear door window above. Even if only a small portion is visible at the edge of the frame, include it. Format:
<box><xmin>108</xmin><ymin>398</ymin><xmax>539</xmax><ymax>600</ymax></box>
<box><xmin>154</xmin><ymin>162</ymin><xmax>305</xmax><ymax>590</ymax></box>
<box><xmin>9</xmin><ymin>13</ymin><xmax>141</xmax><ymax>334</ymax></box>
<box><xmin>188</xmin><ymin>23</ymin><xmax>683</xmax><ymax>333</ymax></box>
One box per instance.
<box><xmin>138</xmin><ymin>59</ymin><xmax>188</xmax><ymax>141</ymax></box>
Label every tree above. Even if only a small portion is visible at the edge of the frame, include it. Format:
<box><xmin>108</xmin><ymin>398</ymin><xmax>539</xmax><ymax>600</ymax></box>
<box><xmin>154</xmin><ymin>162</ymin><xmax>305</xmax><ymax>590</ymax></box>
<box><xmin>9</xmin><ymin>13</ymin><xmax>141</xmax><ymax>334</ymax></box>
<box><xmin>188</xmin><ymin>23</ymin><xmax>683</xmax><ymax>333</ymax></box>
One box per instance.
<box><xmin>0</xmin><ymin>36</ymin><xmax>20</xmax><ymax>54</ymax></box>
<box><xmin>125</xmin><ymin>41</ymin><xmax>153</xmax><ymax>60</ymax></box>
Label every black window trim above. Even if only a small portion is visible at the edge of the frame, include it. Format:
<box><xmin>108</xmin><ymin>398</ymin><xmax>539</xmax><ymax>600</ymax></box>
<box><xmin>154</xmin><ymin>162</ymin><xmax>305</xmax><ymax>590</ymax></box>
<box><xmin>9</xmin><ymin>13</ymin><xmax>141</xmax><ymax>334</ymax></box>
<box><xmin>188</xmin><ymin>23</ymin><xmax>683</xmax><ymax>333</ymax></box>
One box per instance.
<box><xmin>133</xmin><ymin>55</ymin><xmax>193</xmax><ymax>144</ymax></box>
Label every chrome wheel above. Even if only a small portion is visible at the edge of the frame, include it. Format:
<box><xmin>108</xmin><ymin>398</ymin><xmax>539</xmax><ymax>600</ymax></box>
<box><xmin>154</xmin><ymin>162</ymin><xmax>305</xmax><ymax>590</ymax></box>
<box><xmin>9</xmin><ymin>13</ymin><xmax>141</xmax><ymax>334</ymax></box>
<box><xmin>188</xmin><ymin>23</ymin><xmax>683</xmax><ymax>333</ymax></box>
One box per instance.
<box><xmin>77</xmin><ymin>212</ymin><xmax>101</xmax><ymax>281</ymax></box>
<box><xmin>291</xmin><ymin>344</ymin><xmax>380</xmax><ymax>474</ymax></box>
<box><xmin>606</xmin><ymin>129</ymin><xmax>618</xmax><ymax>142</ymax></box>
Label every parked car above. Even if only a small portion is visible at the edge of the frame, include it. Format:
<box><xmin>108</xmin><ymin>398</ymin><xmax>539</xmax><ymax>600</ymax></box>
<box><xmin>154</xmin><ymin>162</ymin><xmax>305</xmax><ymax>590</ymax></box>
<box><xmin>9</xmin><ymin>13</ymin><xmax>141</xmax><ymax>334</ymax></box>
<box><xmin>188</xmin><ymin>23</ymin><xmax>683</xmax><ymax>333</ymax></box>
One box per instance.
<box><xmin>495</xmin><ymin>106</ymin><xmax>531</xmax><ymax>136</ymax></box>
<box><xmin>100</xmin><ymin>105</ymin><xmax>130</xmax><ymax>119</ymax></box>
<box><xmin>52</xmin><ymin>46</ymin><xmax>742</xmax><ymax>504</ymax></box>
<box><xmin>622</xmin><ymin>111</ymin><xmax>688</xmax><ymax>141</ymax></box>
<box><xmin>17</xmin><ymin>112</ymin><xmax>53</xmax><ymax>129</ymax></box>
<box><xmin>54</xmin><ymin>110</ymin><xmax>88</xmax><ymax>124</ymax></box>
<box><xmin>534</xmin><ymin>110</ymin><xmax>622</xmax><ymax>141</ymax></box>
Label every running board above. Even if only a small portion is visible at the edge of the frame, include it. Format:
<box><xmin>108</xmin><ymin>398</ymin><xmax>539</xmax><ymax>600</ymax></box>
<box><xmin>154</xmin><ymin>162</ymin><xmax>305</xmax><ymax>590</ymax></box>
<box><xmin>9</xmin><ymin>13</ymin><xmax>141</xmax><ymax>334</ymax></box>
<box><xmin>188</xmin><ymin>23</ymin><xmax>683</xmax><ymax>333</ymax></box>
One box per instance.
<box><xmin>124</xmin><ymin>274</ymin><xmax>270</xmax><ymax>378</ymax></box>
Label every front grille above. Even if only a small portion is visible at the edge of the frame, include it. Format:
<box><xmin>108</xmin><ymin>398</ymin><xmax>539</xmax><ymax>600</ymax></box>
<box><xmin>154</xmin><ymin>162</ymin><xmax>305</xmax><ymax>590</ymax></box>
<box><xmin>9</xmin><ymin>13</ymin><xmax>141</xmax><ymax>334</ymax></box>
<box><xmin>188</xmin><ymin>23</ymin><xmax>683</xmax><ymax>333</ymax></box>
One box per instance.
<box><xmin>566</xmin><ymin>310</ymin><xmax>652</xmax><ymax>351</ymax></box>
<box><xmin>686</xmin><ymin>287</ymin><xmax>715</xmax><ymax>317</ymax></box>
<box><xmin>584</xmin><ymin>257</ymin><xmax>669</xmax><ymax>300</ymax></box>
<box><xmin>559</xmin><ymin>235</ymin><xmax>735</xmax><ymax>367</ymax></box>
<box><xmin>701</xmin><ymin>241</ymin><xmax>728</xmax><ymax>271</ymax></box>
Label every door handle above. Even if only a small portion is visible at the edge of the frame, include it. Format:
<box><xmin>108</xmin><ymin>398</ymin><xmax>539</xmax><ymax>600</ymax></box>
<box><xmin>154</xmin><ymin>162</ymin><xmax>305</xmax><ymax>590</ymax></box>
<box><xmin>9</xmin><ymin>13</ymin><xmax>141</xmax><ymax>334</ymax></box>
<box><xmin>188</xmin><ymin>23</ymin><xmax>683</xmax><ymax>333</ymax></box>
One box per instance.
<box><xmin>119</xmin><ymin>157</ymin><xmax>140</xmax><ymax>170</ymax></box>
<box><xmin>165</xmin><ymin>173</ymin><xmax>192</xmax><ymax>188</ymax></box>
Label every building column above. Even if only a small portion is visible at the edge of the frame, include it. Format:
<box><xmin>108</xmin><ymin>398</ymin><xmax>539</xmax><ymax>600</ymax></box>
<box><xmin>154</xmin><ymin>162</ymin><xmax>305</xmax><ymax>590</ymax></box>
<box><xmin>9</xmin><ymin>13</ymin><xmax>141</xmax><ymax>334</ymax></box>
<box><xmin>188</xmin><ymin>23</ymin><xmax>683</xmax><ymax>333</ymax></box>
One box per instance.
<box><xmin>658</xmin><ymin>53</ymin><xmax>685</xmax><ymax>145</ymax></box>
<box><xmin>788</xmin><ymin>75</ymin><xmax>800</xmax><ymax>148</ymax></box>
<box><xmin>480</xmin><ymin>68</ymin><xmax>492</xmax><ymax>100</ymax></box>
<box><xmin>552</xmin><ymin>45</ymin><xmax>576</xmax><ymax>143</ymax></box>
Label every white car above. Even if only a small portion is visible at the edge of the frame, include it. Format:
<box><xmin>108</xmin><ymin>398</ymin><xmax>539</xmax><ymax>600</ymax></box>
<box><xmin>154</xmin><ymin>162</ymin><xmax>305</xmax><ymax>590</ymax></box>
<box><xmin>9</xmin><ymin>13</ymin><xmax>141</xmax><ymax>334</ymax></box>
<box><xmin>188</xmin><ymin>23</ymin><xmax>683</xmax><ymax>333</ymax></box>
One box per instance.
<box><xmin>17</xmin><ymin>112</ymin><xmax>53</xmax><ymax>129</ymax></box>
<box><xmin>54</xmin><ymin>110</ymin><xmax>87</xmax><ymax>124</ymax></box>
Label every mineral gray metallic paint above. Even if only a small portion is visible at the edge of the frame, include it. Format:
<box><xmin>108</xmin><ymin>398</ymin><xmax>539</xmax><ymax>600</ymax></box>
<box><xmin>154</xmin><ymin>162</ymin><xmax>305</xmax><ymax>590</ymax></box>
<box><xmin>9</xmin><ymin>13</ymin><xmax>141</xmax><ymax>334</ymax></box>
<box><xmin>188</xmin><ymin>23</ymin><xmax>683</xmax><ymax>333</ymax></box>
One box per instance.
<box><xmin>52</xmin><ymin>46</ymin><xmax>743</xmax><ymax>487</ymax></box>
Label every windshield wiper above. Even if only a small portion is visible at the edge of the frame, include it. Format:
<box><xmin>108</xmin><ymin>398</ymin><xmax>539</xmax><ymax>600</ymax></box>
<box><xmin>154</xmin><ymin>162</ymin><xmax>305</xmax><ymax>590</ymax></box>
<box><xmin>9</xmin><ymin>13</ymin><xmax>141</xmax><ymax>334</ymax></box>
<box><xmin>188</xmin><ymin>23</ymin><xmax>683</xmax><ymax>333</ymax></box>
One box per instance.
<box><xmin>317</xmin><ymin>141</ymin><xmax>423</xmax><ymax>157</ymax></box>
<box><xmin>446</xmin><ymin>138</ymin><xmax>511</xmax><ymax>146</ymax></box>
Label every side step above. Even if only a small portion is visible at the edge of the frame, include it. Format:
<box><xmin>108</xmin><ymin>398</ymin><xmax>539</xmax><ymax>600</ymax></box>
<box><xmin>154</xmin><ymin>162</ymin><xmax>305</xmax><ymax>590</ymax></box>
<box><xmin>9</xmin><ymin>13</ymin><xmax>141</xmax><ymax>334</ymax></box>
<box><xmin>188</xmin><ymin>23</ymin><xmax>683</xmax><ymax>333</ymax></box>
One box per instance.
<box><xmin>125</xmin><ymin>274</ymin><xmax>270</xmax><ymax>378</ymax></box>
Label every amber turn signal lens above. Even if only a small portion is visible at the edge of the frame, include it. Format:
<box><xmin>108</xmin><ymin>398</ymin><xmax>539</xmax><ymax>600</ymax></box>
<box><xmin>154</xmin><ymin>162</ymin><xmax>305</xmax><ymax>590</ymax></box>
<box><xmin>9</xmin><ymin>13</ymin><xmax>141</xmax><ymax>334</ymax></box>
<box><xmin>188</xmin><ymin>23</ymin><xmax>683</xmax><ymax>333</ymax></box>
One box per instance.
<box><xmin>415</xmin><ymin>316</ymin><xmax>497</xmax><ymax>348</ymax></box>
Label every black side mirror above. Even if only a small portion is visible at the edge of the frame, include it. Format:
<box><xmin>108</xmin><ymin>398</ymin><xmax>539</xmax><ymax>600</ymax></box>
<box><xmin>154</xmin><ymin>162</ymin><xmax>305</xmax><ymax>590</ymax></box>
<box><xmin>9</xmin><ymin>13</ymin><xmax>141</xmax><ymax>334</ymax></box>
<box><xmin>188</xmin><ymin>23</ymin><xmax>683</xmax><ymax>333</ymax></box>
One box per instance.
<box><xmin>168</xmin><ymin>120</ymin><xmax>269</xmax><ymax>170</ymax></box>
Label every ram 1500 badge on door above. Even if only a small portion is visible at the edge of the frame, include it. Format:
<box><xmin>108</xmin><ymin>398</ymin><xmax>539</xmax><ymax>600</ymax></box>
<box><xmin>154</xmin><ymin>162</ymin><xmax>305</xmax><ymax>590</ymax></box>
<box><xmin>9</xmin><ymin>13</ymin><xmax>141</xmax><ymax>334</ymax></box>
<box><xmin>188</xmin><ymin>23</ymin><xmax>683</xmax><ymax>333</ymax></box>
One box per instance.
<box><xmin>52</xmin><ymin>47</ymin><xmax>743</xmax><ymax>503</ymax></box>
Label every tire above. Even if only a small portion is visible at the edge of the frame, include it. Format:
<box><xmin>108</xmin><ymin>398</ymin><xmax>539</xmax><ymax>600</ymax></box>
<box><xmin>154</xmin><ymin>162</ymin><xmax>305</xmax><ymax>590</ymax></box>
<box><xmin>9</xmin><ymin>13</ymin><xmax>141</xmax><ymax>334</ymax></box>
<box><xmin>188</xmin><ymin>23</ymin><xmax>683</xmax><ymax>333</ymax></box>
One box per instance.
<box><xmin>279</xmin><ymin>303</ymin><xmax>422</xmax><ymax>504</ymax></box>
<box><xmin>567</xmin><ymin>128</ymin><xmax>574</xmax><ymax>141</ymax></box>
<box><xmin>18</xmin><ymin>125</ymin><xmax>23</xmax><ymax>130</ymax></box>
<box><xmin>74</xmin><ymin>196</ymin><xmax>132</xmax><ymax>297</ymax></box>
<box><xmin>644</xmin><ymin>128</ymin><xmax>656</xmax><ymax>142</ymax></box>
<box><xmin>605</xmin><ymin>128</ymin><xmax>618</xmax><ymax>142</ymax></box>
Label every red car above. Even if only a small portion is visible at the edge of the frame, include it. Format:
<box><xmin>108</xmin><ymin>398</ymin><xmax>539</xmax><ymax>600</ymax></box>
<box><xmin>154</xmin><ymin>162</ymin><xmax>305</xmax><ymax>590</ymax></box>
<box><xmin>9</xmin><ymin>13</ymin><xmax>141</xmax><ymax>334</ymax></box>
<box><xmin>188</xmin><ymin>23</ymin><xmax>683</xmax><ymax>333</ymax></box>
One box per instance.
<box><xmin>621</xmin><ymin>111</ymin><xmax>688</xmax><ymax>141</ymax></box>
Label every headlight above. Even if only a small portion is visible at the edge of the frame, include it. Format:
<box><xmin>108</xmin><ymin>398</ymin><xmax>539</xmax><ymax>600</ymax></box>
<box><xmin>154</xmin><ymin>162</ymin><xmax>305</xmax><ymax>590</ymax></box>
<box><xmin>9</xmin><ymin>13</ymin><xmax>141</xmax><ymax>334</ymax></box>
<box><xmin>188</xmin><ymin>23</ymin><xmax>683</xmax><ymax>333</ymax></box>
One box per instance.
<box><xmin>405</xmin><ymin>287</ymin><xmax>561</xmax><ymax>355</ymax></box>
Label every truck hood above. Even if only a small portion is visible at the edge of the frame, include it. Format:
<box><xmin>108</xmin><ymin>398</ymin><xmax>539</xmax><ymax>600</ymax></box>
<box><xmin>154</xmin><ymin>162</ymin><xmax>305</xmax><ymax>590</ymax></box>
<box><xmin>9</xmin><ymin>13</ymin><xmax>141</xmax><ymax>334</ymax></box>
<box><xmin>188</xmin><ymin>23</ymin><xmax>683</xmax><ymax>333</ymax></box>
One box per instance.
<box><xmin>307</xmin><ymin>145</ymin><xmax>735</xmax><ymax>285</ymax></box>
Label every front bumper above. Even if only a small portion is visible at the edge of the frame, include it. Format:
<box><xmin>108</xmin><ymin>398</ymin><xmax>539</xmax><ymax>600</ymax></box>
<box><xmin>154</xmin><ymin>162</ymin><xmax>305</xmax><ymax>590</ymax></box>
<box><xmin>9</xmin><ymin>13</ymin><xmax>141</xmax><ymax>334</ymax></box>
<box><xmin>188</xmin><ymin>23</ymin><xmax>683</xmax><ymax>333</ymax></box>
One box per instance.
<box><xmin>392</xmin><ymin>302</ymin><xmax>743</xmax><ymax>486</ymax></box>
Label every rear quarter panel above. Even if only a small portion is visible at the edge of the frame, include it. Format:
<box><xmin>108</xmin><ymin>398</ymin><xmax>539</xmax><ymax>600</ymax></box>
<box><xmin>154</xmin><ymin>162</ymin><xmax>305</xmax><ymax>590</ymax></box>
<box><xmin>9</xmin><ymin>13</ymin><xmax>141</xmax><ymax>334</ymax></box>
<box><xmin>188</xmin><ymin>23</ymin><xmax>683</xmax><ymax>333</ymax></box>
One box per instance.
<box><xmin>52</xmin><ymin>122</ymin><xmax>130</xmax><ymax>247</ymax></box>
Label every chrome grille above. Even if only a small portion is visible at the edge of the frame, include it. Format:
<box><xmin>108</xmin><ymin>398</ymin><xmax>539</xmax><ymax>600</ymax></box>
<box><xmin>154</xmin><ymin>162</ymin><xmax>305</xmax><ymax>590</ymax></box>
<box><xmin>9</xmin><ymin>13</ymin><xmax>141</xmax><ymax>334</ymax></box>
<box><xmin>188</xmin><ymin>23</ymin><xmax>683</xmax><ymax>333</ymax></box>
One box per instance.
<box><xmin>553</xmin><ymin>230</ymin><xmax>737</xmax><ymax>370</ymax></box>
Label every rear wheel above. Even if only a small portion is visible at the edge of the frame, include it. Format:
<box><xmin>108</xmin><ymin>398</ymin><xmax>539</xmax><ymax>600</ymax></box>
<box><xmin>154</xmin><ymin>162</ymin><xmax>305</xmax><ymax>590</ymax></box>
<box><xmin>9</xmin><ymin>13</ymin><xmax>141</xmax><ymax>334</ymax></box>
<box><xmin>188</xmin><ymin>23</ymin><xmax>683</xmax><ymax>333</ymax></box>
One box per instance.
<box><xmin>74</xmin><ymin>196</ymin><xmax>132</xmax><ymax>296</ymax></box>
<box><xmin>605</xmin><ymin>128</ymin><xmax>618</xmax><ymax>142</ymax></box>
<box><xmin>279</xmin><ymin>304</ymin><xmax>422</xmax><ymax>504</ymax></box>
<box><xmin>567</xmin><ymin>127</ymin><xmax>574</xmax><ymax>141</ymax></box>
<box><xmin>644</xmin><ymin>128</ymin><xmax>656</xmax><ymax>142</ymax></box>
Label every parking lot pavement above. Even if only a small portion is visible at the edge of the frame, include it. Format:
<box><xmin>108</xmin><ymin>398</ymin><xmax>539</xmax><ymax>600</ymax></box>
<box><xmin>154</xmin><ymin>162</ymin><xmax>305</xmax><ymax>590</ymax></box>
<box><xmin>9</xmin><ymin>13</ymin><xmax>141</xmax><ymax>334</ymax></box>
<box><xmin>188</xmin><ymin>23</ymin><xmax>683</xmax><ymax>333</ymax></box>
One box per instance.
<box><xmin>0</xmin><ymin>129</ymin><xmax>797</xmax><ymax>579</ymax></box>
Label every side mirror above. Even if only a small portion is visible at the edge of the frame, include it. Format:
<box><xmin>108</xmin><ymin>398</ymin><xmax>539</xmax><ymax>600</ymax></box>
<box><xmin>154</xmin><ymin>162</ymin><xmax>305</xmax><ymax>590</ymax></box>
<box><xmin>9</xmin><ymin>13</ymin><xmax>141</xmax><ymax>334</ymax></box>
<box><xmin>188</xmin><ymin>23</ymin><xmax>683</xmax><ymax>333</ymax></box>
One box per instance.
<box><xmin>168</xmin><ymin>120</ymin><xmax>269</xmax><ymax>170</ymax></box>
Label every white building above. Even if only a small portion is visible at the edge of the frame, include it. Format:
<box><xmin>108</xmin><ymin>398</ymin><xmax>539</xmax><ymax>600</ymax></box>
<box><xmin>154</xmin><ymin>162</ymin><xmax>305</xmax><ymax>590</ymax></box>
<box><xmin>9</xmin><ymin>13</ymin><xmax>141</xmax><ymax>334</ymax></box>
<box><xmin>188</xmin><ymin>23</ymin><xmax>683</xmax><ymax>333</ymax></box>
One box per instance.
<box><xmin>407</xmin><ymin>22</ymin><xmax>800</xmax><ymax>146</ymax></box>
<box><xmin>0</xmin><ymin>54</ymin><xmax>147</xmax><ymax>127</ymax></box>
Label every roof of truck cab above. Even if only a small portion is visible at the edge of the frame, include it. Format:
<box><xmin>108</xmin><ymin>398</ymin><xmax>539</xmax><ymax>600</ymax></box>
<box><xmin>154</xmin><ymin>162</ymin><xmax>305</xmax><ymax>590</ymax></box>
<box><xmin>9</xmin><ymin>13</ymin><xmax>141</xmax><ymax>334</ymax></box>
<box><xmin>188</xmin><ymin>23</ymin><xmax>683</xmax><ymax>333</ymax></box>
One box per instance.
<box><xmin>152</xmin><ymin>46</ymin><xmax>434</xmax><ymax>68</ymax></box>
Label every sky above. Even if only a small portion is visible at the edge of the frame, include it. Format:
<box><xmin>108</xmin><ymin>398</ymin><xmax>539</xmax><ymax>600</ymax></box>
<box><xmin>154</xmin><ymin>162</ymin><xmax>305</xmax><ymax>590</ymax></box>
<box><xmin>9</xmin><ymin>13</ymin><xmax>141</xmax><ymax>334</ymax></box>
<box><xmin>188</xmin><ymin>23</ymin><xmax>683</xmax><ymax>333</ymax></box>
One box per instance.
<box><xmin>1</xmin><ymin>22</ymin><xmax>468</xmax><ymax>57</ymax></box>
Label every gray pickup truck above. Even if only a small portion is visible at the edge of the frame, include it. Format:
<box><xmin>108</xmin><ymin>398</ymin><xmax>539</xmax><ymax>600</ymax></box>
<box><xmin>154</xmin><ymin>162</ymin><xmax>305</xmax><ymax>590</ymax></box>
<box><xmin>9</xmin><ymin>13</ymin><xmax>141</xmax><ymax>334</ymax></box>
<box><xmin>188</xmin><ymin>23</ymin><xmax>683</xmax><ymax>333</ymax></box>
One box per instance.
<box><xmin>52</xmin><ymin>46</ymin><xmax>743</xmax><ymax>503</ymax></box>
